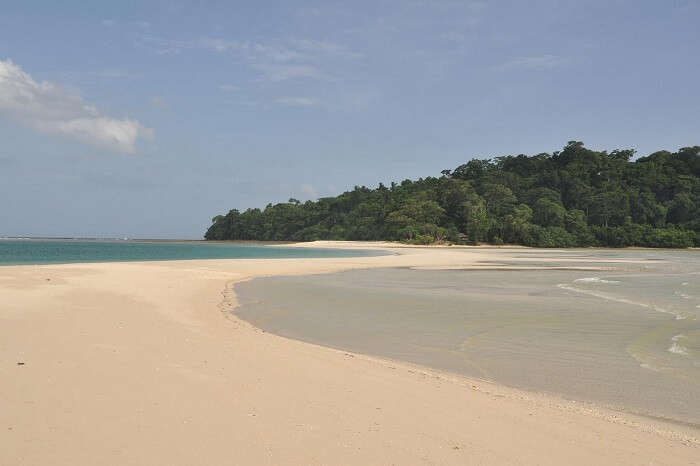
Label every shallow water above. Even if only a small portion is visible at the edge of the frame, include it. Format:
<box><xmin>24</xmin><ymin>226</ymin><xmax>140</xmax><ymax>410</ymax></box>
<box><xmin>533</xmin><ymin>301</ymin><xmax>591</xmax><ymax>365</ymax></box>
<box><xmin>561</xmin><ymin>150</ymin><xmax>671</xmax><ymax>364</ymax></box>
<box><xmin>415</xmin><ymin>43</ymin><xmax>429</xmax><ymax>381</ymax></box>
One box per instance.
<box><xmin>235</xmin><ymin>249</ymin><xmax>700</xmax><ymax>425</ymax></box>
<box><xmin>0</xmin><ymin>239</ymin><xmax>386</xmax><ymax>265</ymax></box>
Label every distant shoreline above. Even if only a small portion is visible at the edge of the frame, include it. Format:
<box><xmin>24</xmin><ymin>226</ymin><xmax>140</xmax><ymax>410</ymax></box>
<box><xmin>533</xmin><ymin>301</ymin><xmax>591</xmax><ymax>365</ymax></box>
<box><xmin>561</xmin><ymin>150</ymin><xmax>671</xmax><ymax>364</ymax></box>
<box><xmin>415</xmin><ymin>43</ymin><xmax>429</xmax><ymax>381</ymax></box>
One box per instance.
<box><xmin>3</xmin><ymin>237</ymin><xmax>698</xmax><ymax>251</ymax></box>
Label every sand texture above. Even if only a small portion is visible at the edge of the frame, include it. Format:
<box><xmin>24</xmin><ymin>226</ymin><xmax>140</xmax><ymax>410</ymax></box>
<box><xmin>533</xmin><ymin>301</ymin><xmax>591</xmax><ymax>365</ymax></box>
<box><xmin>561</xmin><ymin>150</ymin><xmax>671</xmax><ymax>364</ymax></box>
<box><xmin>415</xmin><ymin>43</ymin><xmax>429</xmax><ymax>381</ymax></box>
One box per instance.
<box><xmin>1</xmin><ymin>243</ymin><xmax>698</xmax><ymax>465</ymax></box>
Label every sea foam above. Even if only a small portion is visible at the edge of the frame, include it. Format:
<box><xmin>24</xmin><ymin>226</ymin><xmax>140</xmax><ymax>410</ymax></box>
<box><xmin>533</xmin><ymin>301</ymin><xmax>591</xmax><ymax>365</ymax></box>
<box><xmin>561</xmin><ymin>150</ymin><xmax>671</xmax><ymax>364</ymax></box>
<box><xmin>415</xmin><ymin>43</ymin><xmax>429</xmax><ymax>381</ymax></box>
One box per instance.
<box><xmin>668</xmin><ymin>334</ymin><xmax>689</xmax><ymax>356</ymax></box>
<box><xmin>573</xmin><ymin>277</ymin><xmax>621</xmax><ymax>284</ymax></box>
<box><xmin>557</xmin><ymin>284</ymin><xmax>685</xmax><ymax>319</ymax></box>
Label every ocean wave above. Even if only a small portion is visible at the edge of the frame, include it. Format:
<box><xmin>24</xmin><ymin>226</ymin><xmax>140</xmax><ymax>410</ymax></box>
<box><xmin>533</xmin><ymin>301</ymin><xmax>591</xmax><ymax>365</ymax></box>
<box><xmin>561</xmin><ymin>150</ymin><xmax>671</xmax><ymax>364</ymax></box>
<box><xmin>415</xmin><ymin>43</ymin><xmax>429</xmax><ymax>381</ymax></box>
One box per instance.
<box><xmin>573</xmin><ymin>277</ymin><xmax>621</xmax><ymax>284</ymax></box>
<box><xmin>556</xmin><ymin>284</ymin><xmax>686</xmax><ymax>319</ymax></box>
<box><xmin>668</xmin><ymin>334</ymin><xmax>689</xmax><ymax>356</ymax></box>
<box><xmin>674</xmin><ymin>291</ymin><xmax>692</xmax><ymax>300</ymax></box>
<box><xmin>639</xmin><ymin>363</ymin><xmax>661</xmax><ymax>372</ymax></box>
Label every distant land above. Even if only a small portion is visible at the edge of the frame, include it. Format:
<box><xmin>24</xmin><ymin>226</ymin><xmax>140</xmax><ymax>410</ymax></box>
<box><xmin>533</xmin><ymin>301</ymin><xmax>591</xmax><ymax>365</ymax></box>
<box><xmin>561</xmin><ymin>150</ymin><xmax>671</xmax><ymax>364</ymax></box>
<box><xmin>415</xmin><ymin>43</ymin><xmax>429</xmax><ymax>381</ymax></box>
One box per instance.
<box><xmin>206</xmin><ymin>142</ymin><xmax>700</xmax><ymax>248</ymax></box>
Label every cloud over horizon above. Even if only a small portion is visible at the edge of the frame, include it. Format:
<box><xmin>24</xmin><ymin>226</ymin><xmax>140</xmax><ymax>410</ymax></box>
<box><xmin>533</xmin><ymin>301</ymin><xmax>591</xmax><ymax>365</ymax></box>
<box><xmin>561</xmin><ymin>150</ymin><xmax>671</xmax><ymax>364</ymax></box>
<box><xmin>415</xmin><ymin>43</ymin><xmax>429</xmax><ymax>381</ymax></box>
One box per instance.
<box><xmin>0</xmin><ymin>59</ymin><xmax>152</xmax><ymax>153</ymax></box>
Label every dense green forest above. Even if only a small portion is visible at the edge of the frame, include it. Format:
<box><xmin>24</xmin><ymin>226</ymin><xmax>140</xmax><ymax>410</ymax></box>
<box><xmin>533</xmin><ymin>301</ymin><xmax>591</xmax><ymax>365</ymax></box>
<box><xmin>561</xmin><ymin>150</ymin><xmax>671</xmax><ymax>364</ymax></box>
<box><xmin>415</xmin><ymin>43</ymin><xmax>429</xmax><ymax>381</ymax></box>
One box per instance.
<box><xmin>205</xmin><ymin>142</ymin><xmax>700</xmax><ymax>248</ymax></box>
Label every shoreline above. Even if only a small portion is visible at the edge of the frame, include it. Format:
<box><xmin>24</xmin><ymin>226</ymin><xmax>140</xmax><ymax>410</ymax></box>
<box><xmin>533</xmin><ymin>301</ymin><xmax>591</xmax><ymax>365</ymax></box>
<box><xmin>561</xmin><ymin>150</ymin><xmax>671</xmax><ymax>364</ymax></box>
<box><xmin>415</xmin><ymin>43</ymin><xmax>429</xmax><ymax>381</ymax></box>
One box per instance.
<box><xmin>230</xmin><ymin>273</ymin><xmax>700</xmax><ymax>437</ymax></box>
<box><xmin>229</xmin><ymin>257</ymin><xmax>699</xmax><ymax>430</ymax></box>
<box><xmin>2</xmin><ymin>243</ymin><xmax>698</xmax><ymax>464</ymax></box>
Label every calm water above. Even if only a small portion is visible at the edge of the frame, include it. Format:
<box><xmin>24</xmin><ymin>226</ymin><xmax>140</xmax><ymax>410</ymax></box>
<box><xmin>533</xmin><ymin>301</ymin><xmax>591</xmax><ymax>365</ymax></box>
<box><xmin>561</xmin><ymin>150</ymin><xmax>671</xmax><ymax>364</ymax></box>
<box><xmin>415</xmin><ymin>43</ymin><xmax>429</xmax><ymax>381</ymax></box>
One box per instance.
<box><xmin>0</xmin><ymin>239</ymin><xmax>385</xmax><ymax>265</ymax></box>
<box><xmin>235</xmin><ymin>249</ymin><xmax>700</xmax><ymax>425</ymax></box>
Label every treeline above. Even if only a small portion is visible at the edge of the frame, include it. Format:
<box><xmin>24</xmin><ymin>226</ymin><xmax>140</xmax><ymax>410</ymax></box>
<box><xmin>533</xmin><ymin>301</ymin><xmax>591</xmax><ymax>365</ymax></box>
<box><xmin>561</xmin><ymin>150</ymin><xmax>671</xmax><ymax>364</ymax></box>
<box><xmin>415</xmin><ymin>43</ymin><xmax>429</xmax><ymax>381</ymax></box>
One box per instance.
<box><xmin>205</xmin><ymin>142</ymin><xmax>700</xmax><ymax>248</ymax></box>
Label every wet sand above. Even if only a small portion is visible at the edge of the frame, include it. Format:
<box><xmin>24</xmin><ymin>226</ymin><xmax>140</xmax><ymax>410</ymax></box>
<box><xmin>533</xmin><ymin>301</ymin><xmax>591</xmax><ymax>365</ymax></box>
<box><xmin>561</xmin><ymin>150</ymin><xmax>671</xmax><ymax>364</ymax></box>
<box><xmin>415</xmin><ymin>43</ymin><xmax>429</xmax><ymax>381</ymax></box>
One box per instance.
<box><xmin>1</xmin><ymin>243</ymin><xmax>698</xmax><ymax>465</ymax></box>
<box><xmin>236</xmin><ymin>260</ymin><xmax>700</xmax><ymax>425</ymax></box>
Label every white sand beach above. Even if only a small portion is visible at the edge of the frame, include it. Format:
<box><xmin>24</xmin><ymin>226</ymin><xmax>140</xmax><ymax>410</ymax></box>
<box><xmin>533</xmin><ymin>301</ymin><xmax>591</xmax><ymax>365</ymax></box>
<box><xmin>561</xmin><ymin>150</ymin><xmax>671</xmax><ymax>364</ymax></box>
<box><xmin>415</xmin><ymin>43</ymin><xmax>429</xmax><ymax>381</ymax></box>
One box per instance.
<box><xmin>1</xmin><ymin>243</ymin><xmax>698</xmax><ymax>465</ymax></box>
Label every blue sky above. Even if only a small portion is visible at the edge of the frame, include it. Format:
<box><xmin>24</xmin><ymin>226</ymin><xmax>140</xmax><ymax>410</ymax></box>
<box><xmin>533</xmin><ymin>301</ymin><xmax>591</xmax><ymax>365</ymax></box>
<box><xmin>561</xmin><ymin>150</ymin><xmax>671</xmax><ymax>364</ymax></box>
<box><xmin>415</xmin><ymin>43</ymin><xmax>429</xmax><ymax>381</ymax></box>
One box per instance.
<box><xmin>1</xmin><ymin>1</ymin><xmax>698</xmax><ymax>238</ymax></box>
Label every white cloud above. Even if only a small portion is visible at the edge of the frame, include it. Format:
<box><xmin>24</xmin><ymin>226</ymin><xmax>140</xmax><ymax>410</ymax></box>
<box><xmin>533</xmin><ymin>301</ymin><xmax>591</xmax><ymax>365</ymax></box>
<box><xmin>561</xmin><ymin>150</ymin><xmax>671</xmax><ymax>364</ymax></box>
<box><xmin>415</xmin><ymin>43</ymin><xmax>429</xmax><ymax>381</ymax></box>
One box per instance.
<box><xmin>254</xmin><ymin>64</ymin><xmax>327</xmax><ymax>81</ymax></box>
<box><xmin>0</xmin><ymin>59</ymin><xmax>152</xmax><ymax>153</ymax></box>
<box><xmin>291</xmin><ymin>39</ymin><xmax>364</xmax><ymax>59</ymax></box>
<box><xmin>201</xmin><ymin>39</ymin><xmax>306</xmax><ymax>62</ymax></box>
<box><xmin>198</xmin><ymin>37</ymin><xmax>358</xmax><ymax>81</ymax></box>
<box><xmin>140</xmin><ymin>35</ymin><xmax>360</xmax><ymax>82</ymax></box>
<box><xmin>92</xmin><ymin>69</ymin><xmax>142</xmax><ymax>79</ymax></box>
<box><xmin>218</xmin><ymin>84</ymin><xmax>239</xmax><ymax>92</ymax></box>
<box><xmin>498</xmin><ymin>54</ymin><xmax>565</xmax><ymax>70</ymax></box>
<box><xmin>249</xmin><ymin>43</ymin><xmax>305</xmax><ymax>62</ymax></box>
<box><xmin>200</xmin><ymin>38</ymin><xmax>238</xmax><ymax>53</ymax></box>
<box><xmin>275</xmin><ymin>97</ymin><xmax>319</xmax><ymax>107</ymax></box>
<box><xmin>136</xmin><ymin>35</ymin><xmax>187</xmax><ymax>55</ymax></box>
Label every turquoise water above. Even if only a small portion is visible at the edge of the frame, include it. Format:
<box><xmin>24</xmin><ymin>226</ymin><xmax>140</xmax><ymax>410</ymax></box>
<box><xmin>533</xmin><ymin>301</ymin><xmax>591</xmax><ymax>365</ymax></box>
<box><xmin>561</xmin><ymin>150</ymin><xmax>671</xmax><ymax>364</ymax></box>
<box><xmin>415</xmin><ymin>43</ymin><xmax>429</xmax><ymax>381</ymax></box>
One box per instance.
<box><xmin>0</xmin><ymin>239</ymin><xmax>385</xmax><ymax>265</ymax></box>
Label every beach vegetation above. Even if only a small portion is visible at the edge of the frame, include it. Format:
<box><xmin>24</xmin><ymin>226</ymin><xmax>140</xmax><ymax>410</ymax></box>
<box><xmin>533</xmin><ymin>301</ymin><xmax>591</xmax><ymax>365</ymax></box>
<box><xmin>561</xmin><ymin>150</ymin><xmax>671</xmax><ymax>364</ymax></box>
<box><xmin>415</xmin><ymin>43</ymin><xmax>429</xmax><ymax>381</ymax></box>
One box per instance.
<box><xmin>206</xmin><ymin>142</ymin><xmax>699</xmax><ymax>248</ymax></box>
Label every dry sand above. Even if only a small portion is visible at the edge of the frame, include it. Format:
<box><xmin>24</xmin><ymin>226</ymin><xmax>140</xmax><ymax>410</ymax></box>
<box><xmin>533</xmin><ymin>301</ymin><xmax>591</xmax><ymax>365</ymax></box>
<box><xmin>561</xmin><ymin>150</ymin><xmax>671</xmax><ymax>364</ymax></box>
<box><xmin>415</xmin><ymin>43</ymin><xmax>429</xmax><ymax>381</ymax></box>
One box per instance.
<box><xmin>1</xmin><ymin>242</ymin><xmax>698</xmax><ymax>465</ymax></box>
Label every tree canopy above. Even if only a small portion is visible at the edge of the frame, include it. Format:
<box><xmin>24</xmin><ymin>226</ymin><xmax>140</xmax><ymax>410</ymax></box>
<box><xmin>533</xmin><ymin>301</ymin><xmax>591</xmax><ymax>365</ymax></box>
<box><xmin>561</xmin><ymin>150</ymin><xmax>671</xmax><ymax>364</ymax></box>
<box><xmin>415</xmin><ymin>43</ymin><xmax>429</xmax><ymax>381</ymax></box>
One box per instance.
<box><xmin>205</xmin><ymin>142</ymin><xmax>700</xmax><ymax>248</ymax></box>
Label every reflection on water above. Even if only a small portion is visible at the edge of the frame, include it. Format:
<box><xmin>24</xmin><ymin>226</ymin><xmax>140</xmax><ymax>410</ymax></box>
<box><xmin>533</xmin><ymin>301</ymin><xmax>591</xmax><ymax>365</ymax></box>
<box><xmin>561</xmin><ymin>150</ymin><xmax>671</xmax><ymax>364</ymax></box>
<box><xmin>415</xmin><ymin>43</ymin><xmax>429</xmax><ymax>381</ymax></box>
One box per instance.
<box><xmin>235</xmin><ymin>249</ymin><xmax>700</xmax><ymax>425</ymax></box>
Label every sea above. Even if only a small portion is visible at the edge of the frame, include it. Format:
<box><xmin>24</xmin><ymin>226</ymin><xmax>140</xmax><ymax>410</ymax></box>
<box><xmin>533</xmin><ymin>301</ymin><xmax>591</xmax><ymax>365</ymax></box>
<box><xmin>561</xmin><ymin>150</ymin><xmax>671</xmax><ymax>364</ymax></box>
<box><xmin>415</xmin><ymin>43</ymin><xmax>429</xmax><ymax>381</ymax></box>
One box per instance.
<box><xmin>234</xmin><ymin>249</ymin><xmax>700</xmax><ymax>425</ymax></box>
<box><xmin>0</xmin><ymin>239</ymin><xmax>385</xmax><ymax>265</ymax></box>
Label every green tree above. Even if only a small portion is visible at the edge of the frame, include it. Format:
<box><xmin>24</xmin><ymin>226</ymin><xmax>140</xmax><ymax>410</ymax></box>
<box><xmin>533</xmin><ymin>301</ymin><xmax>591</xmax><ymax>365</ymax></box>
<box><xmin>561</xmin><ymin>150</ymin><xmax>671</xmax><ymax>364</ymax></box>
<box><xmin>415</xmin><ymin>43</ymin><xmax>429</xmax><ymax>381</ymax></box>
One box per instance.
<box><xmin>205</xmin><ymin>142</ymin><xmax>699</xmax><ymax>248</ymax></box>
<box><xmin>532</xmin><ymin>198</ymin><xmax>566</xmax><ymax>227</ymax></box>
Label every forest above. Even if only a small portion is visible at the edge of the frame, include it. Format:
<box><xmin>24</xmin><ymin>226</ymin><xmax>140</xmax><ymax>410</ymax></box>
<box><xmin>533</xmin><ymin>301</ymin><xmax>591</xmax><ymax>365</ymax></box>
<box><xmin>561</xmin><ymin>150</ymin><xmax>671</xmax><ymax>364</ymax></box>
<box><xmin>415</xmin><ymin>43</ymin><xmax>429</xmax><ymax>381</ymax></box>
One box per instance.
<box><xmin>205</xmin><ymin>142</ymin><xmax>700</xmax><ymax>248</ymax></box>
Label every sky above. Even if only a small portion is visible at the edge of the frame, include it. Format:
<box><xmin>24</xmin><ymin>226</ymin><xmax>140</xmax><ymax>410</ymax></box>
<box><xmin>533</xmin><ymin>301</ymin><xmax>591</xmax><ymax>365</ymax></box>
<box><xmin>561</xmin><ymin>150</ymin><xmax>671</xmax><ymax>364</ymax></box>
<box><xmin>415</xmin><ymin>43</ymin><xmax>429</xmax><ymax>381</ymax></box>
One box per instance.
<box><xmin>1</xmin><ymin>0</ymin><xmax>699</xmax><ymax>239</ymax></box>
